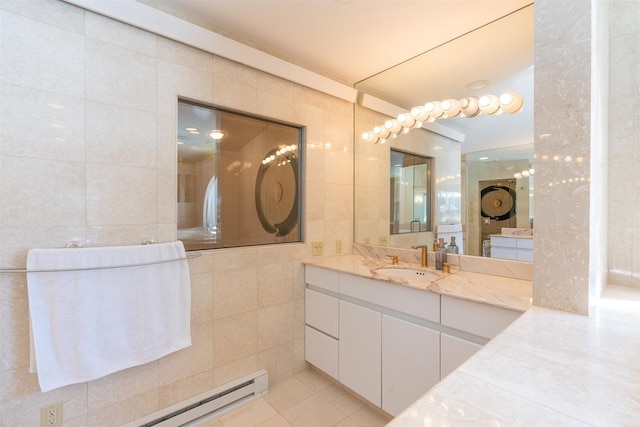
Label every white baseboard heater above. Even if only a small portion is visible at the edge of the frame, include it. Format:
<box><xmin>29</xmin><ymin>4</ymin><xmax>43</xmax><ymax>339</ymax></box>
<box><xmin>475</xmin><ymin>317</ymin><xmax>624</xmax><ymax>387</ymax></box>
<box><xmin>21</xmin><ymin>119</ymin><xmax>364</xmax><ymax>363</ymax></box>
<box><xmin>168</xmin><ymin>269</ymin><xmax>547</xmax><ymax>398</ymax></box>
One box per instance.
<box><xmin>123</xmin><ymin>370</ymin><xmax>269</xmax><ymax>427</ymax></box>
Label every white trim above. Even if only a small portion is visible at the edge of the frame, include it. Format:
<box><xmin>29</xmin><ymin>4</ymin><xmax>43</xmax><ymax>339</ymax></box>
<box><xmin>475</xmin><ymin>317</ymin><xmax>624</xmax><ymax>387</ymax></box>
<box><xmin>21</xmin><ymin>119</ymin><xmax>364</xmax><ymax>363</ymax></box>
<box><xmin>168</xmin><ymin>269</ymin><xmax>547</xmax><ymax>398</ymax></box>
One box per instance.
<box><xmin>62</xmin><ymin>0</ymin><xmax>357</xmax><ymax>103</ymax></box>
<box><xmin>359</xmin><ymin>93</ymin><xmax>466</xmax><ymax>143</ymax></box>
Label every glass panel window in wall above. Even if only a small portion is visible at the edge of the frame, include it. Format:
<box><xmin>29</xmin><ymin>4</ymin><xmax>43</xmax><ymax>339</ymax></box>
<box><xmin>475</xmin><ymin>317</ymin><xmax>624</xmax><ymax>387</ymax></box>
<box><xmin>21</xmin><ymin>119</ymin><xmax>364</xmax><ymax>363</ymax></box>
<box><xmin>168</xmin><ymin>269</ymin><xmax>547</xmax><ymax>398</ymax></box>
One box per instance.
<box><xmin>177</xmin><ymin>99</ymin><xmax>303</xmax><ymax>251</ymax></box>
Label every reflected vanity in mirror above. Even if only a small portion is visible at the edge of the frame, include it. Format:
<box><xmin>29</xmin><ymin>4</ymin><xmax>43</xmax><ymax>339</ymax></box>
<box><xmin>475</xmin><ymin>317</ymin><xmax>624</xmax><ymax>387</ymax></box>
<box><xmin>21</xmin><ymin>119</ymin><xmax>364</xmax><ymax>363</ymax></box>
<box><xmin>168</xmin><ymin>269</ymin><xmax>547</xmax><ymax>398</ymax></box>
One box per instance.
<box><xmin>462</xmin><ymin>144</ymin><xmax>533</xmax><ymax>257</ymax></box>
<box><xmin>354</xmin><ymin>4</ymin><xmax>533</xmax><ymax>262</ymax></box>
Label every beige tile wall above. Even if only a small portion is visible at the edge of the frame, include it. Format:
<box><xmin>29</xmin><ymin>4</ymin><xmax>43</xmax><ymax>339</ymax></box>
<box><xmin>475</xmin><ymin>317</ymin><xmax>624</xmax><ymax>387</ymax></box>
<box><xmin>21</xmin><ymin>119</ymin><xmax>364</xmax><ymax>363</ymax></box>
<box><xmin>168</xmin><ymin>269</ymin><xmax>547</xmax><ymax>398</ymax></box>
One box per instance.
<box><xmin>0</xmin><ymin>0</ymin><xmax>353</xmax><ymax>425</ymax></box>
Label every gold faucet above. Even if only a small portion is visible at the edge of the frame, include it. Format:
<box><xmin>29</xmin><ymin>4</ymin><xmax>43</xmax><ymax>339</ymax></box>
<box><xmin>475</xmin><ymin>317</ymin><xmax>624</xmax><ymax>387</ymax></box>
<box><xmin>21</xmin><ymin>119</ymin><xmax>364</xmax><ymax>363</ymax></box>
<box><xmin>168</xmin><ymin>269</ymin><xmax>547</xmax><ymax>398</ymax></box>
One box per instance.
<box><xmin>411</xmin><ymin>245</ymin><xmax>428</xmax><ymax>268</ymax></box>
<box><xmin>386</xmin><ymin>255</ymin><xmax>399</xmax><ymax>265</ymax></box>
<box><xmin>443</xmin><ymin>262</ymin><xmax>459</xmax><ymax>274</ymax></box>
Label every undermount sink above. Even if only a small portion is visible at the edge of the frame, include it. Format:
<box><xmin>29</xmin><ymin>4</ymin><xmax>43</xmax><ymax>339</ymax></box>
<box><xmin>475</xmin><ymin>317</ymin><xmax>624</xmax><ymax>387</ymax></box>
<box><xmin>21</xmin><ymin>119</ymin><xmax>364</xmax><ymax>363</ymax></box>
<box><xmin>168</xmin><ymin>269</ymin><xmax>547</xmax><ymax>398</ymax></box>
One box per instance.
<box><xmin>375</xmin><ymin>267</ymin><xmax>441</xmax><ymax>281</ymax></box>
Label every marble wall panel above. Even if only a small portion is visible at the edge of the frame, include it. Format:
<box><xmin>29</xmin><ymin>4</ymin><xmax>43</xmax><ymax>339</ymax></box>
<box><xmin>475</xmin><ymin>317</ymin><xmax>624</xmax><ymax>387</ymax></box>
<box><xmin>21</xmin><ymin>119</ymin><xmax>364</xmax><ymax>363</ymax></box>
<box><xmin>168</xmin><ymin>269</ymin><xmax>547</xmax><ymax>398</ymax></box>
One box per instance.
<box><xmin>533</xmin><ymin>0</ymin><xmax>592</xmax><ymax>314</ymax></box>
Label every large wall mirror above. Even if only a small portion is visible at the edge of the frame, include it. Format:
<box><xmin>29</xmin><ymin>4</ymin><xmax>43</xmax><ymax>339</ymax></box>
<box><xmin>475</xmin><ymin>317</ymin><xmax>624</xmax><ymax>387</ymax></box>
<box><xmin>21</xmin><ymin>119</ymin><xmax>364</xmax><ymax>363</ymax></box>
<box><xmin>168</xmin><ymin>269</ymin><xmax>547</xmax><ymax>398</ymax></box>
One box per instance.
<box><xmin>354</xmin><ymin>4</ymin><xmax>534</xmax><ymax>260</ymax></box>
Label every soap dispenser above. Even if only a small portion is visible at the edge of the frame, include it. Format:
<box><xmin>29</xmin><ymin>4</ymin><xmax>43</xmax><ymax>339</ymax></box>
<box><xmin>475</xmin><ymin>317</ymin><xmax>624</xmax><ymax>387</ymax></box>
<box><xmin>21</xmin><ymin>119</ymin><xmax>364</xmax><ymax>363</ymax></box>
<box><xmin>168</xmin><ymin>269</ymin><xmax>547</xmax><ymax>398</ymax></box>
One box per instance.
<box><xmin>435</xmin><ymin>238</ymin><xmax>447</xmax><ymax>270</ymax></box>
<box><xmin>447</xmin><ymin>236</ymin><xmax>459</xmax><ymax>254</ymax></box>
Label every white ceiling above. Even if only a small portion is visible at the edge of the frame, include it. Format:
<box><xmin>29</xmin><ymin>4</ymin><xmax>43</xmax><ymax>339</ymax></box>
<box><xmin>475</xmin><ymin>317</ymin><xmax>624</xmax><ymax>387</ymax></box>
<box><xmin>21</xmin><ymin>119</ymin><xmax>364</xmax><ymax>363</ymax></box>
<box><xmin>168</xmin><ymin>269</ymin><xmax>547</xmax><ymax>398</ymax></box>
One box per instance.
<box><xmin>144</xmin><ymin>0</ymin><xmax>533</xmax><ymax>85</ymax></box>
<box><xmin>145</xmin><ymin>0</ymin><xmax>534</xmax><ymax>154</ymax></box>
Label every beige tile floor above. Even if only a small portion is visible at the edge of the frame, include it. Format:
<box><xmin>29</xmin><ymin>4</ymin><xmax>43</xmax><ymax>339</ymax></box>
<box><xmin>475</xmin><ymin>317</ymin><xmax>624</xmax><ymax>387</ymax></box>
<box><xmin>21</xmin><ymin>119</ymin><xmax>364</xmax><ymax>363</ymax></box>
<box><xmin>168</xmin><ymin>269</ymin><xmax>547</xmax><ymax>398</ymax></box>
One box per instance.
<box><xmin>199</xmin><ymin>369</ymin><xmax>393</xmax><ymax>427</ymax></box>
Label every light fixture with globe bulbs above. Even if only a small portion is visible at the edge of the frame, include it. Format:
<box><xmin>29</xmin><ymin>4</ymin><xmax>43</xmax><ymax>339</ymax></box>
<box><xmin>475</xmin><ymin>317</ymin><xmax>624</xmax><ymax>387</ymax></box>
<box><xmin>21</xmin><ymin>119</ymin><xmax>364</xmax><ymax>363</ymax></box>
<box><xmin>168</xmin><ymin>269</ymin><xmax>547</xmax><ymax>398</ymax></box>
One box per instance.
<box><xmin>361</xmin><ymin>92</ymin><xmax>524</xmax><ymax>144</ymax></box>
<box><xmin>514</xmin><ymin>166</ymin><xmax>534</xmax><ymax>179</ymax></box>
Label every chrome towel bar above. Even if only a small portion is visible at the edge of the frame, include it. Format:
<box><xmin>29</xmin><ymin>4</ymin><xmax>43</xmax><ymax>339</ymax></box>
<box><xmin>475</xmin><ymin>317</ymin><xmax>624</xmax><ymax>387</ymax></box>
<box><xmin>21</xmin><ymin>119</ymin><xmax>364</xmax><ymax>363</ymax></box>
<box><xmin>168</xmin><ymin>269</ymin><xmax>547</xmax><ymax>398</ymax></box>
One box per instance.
<box><xmin>0</xmin><ymin>239</ymin><xmax>201</xmax><ymax>274</ymax></box>
<box><xmin>0</xmin><ymin>253</ymin><xmax>201</xmax><ymax>274</ymax></box>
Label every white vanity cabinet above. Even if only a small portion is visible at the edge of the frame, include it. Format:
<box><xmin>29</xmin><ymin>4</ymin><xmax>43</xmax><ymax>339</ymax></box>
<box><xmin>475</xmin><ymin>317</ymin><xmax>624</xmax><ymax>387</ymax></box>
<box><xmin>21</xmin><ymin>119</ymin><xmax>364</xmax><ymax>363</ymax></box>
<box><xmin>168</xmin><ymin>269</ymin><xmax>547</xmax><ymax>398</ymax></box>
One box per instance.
<box><xmin>338</xmin><ymin>300</ymin><xmax>382</xmax><ymax>406</ymax></box>
<box><xmin>382</xmin><ymin>314</ymin><xmax>440</xmax><ymax>416</ymax></box>
<box><xmin>490</xmin><ymin>236</ymin><xmax>533</xmax><ymax>262</ymax></box>
<box><xmin>304</xmin><ymin>264</ymin><xmax>524</xmax><ymax>417</ymax></box>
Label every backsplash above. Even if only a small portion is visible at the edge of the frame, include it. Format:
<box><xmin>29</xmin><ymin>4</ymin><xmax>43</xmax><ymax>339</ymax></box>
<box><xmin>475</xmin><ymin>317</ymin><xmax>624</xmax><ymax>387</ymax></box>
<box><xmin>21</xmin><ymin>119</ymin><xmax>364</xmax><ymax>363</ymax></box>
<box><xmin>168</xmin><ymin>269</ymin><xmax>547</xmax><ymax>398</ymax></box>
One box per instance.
<box><xmin>353</xmin><ymin>243</ymin><xmax>533</xmax><ymax>281</ymax></box>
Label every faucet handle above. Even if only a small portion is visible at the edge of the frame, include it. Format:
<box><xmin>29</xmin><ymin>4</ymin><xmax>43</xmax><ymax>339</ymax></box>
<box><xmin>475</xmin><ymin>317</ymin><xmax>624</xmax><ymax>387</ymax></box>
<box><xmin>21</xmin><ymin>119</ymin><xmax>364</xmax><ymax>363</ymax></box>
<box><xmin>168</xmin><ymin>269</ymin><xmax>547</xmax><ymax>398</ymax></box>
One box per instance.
<box><xmin>443</xmin><ymin>262</ymin><xmax>459</xmax><ymax>274</ymax></box>
<box><xmin>386</xmin><ymin>255</ymin><xmax>399</xmax><ymax>265</ymax></box>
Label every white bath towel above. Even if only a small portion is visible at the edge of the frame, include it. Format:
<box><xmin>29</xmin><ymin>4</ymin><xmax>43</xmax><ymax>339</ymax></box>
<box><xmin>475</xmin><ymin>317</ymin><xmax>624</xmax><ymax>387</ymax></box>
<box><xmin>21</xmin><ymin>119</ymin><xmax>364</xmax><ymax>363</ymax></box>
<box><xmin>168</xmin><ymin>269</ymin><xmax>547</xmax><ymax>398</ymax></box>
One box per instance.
<box><xmin>27</xmin><ymin>241</ymin><xmax>191</xmax><ymax>392</ymax></box>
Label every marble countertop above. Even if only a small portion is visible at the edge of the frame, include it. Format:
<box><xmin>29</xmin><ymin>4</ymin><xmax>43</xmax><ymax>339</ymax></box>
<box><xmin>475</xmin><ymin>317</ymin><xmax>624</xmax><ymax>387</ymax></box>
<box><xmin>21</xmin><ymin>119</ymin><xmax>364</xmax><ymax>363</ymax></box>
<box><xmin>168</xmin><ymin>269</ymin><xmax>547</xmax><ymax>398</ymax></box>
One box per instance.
<box><xmin>490</xmin><ymin>233</ymin><xmax>534</xmax><ymax>239</ymax></box>
<box><xmin>303</xmin><ymin>255</ymin><xmax>532</xmax><ymax>312</ymax></box>
<box><xmin>387</xmin><ymin>285</ymin><xmax>640</xmax><ymax>426</ymax></box>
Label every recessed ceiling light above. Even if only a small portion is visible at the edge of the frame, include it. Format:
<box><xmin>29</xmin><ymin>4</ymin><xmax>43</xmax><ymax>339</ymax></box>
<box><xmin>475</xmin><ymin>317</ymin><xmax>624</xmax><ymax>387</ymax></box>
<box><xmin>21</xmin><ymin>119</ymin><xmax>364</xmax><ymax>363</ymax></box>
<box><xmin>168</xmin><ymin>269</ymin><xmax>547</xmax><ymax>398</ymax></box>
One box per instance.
<box><xmin>479</xmin><ymin>156</ymin><xmax>489</xmax><ymax>160</ymax></box>
<box><xmin>467</xmin><ymin>80</ymin><xmax>489</xmax><ymax>90</ymax></box>
<box><xmin>177</xmin><ymin>140</ymin><xmax>184</xmax><ymax>145</ymax></box>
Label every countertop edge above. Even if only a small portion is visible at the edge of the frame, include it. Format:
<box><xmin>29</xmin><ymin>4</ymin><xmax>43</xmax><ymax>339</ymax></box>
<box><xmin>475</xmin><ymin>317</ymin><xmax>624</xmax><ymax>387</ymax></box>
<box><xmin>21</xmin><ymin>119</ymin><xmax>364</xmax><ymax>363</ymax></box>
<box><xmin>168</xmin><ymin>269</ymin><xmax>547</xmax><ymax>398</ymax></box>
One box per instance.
<box><xmin>303</xmin><ymin>255</ymin><xmax>532</xmax><ymax>313</ymax></box>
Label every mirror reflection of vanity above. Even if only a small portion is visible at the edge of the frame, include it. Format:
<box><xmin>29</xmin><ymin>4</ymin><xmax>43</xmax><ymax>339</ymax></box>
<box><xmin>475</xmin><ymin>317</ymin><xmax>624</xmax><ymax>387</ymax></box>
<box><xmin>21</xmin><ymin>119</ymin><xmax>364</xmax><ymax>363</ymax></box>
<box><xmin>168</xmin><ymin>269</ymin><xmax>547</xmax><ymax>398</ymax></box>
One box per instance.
<box><xmin>462</xmin><ymin>144</ymin><xmax>533</xmax><ymax>257</ymax></box>
<box><xmin>354</xmin><ymin>4</ymin><xmax>534</xmax><ymax>262</ymax></box>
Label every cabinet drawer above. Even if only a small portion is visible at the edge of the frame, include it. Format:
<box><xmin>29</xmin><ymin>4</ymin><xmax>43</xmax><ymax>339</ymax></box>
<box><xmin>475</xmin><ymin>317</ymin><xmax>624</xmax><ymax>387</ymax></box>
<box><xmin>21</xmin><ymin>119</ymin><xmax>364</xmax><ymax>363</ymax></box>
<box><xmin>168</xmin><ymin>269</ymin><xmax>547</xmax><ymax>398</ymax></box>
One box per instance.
<box><xmin>339</xmin><ymin>273</ymin><xmax>440</xmax><ymax>323</ymax></box>
<box><xmin>305</xmin><ymin>326</ymin><xmax>338</xmax><ymax>379</ymax></box>
<box><xmin>305</xmin><ymin>289</ymin><xmax>339</xmax><ymax>337</ymax></box>
<box><xmin>517</xmin><ymin>249</ymin><xmax>533</xmax><ymax>262</ymax></box>
<box><xmin>441</xmin><ymin>295</ymin><xmax>521</xmax><ymax>339</ymax></box>
<box><xmin>517</xmin><ymin>238</ymin><xmax>533</xmax><ymax>249</ymax></box>
<box><xmin>491</xmin><ymin>236</ymin><xmax>517</xmax><ymax>248</ymax></box>
<box><xmin>440</xmin><ymin>333</ymin><xmax>482</xmax><ymax>379</ymax></box>
<box><xmin>305</xmin><ymin>265</ymin><xmax>339</xmax><ymax>292</ymax></box>
<box><xmin>491</xmin><ymin>247</ymin><xmax>517</xmax><ymax>260</ymax></box>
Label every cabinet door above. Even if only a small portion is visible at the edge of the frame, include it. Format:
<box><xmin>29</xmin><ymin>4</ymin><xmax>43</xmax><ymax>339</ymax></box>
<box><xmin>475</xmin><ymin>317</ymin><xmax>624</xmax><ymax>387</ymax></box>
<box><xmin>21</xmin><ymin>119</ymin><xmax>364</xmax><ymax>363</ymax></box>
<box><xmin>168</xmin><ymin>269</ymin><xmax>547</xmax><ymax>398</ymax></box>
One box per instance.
<box><xmin>381</xmin><ymin>315</ymin><xmax>440</xmax><ymax>416</ymax></box>
<box><xmin>491</xmin><ymin>246</ymin><xmax>518</xmax><ymax>260</ymax></box>
<box><xmin>339</xmin><ymin>300</ymin><xmax>381</xmax><ymax>406</ymax></box>
<box><xmin>440</xmin><ymin>333</ymin><xmax>482</xmax><ymax>379</ymax></box>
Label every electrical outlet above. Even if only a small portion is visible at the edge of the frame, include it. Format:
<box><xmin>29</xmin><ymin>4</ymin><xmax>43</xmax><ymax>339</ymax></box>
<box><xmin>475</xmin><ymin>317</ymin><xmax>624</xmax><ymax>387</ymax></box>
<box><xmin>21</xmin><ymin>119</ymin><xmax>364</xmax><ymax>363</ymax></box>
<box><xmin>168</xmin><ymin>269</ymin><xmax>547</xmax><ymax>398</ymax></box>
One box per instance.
<box><xmin>379</xmin><ymin>236</ymin><xmax>387</xmax><ymax>246</ymax></box>
<box><xmin>364</xmin><ymin>237</ymin><xmax>370</xmax><ymax>244</ymax></box>
<box><xmin>41</xmin><ymin>402</ymin><xmax>62</xmax><ymax>427</ymax></box>
<box><xmin>336</xmin><ymin>240</ymin><xmax>342</xmax><ymax>254</ymax></box>
<box><xmin>311</xmin><ymin>242</ymin><xmax>323</xmax><ymax>256</ymax></box>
